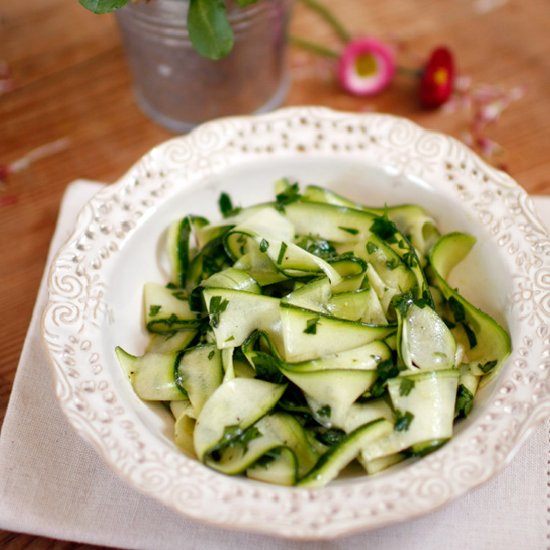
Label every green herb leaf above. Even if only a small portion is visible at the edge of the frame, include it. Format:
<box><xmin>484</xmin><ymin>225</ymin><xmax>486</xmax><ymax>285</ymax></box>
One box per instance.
<box><xmin>478</xmin><ymin>359</ymin><xmax>498</xmax><ymax>374</ymax></box>
<box><xmin>315</xmin><ymin>427</ymin><xmax>346</xmax><ymax>447</ymax></box>
<box><xmin>209</xmin><ymin>295</ymin><xmax>229</xmax><ymax>328</ymax></box>
<box><xmin>79</xmin><ymin>0</ymin><xmax>128</xmax><ymax>14</ymax></box>
<box><xmin>218</xmin><ymin>192</ymin><xmax>241</xmax><ymax>218</ymax></box>
<box><xmin>188</xmin><ymin>0</ymin><xmax>234</xmax><ymax>60</ymax></box>
<box><xmin>455</xmin><ymin>384</ymin><xmax>474</xmax><ymax>418</ymax></box>
<box><xmin>316</xmin><ymin>404</ymin><xmax>331</xmax><ymax>417</ymax></box>
<box><xmin>275</xmin><ymin>182</ymin><xmax>301</xmax><ymax>211</ymax></box>
<box><xmin>210</xmin><ymin>424</ymin><xmax>262</xmax><ymax>455</ymax></box>
<box><xmin>295</xmin><ymin>235</ymin><xmax>336</xmax><ymax>259</ymax></box>
<box><xmin>252</xmin><ymin>352</ymin><xmax>284</xmax><ymax>383</ymax></box>
<box><xmin>462</xmin><ymin>321</ymin><xmax>478</xmax><ymax>348</ymax></box>
<box><xmin>391</xmin><ymin>291</ymin><xmax>414</xmax><ymax>317</ymax></box>
<box><xmin>149</xmin><ymin>304</ymin><xmax>161</xmax><ymax>316</ymax></box>
<box><xmin>370</xmin><ymin>358</ymin><xmax>400</xmax><ymax>397</ymax></box>
<box><xmin>443</xmin><ymin>318</ymin><xmax>456</xmax><ymax>329</ymax></box>
<box><xmin>370</xmin><ymin>211</ymin><xmax>398</xmax><ymax>242</ymax></box>
<box><xmin>208</xmin><ymin>349</ymin><xmax>216</xmax><ymax>360</ymax></box>
<box><xmin>338</xmin><ymin>226</ymin><xmax>359</xmax><ymax>235</ymax></box>
<box><xmin>394</xmin><ymin>410</ymin><xmax>414</xmax><ymax>432</ymax></box>
<box><xmin>304</xmin><ymin>316</ymin><xmax>320</xmax><ymax>334</ymax></box>
<box><xmin>402</xmin><ymin>251</ymin><xmax>417</xmax><ymax>268</ymax></box>
<box><xmin>171</xmin><ymin>290</ymin><xmax>187</xmax><ymax>301</ymax></box>
<box><xmin>418</xmin><ymin>289</ymin><xmax>434</xmax><ymax>309</ymax></box>
<box><xmin>366</xmin><ymin>241</ymin><xmax>378</xmax><ymax>254</ymax></box>
<box><xmin>259</xmin><ymin>239</ymin><xmax>269</xmax><ymax>253</ymax></box>
<box><xmin>448</xmin><ymin>296</ymin><xmax>466</xmax><ymax>323</ymax></box>
<box><xmin>386</xmin><ymin>258</ymin><xmax>399</xmax><ymax>270</ymax></box>
<box><xmin>399</xmin><ymin>377</ymin><xmax>415</xmax><ymax>396</ymax></box>
<box><xmin>253</xmin><ymin>448</ymin><xmax>281</xmax><ymax>468</ymax></box>
<box><xmin>277</xmin><ymin>242</ymin><xmax>288</xmax><ymax>264</ymax></box>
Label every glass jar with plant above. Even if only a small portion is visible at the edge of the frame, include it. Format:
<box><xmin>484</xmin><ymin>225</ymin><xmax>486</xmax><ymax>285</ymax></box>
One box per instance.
<box><xmin>81</xmin><ymin>0</ymin><xmax>291</xmax><ymax>132</ymax></box>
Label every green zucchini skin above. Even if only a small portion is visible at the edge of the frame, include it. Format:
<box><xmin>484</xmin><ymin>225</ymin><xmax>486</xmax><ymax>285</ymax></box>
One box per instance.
<box><xmin>429</xmin><ymin>232</ymin><xmax>512</xmax><ymax>386</ymax></box>
<box><xmin>115</xmin><ymin>182</ymin><xmax>511</xmax><ymax>488</ymax></box>
<box><xmin>144</xmin><ymin>282</ymin><xmax>202</xmax><ymax>333</ymax></box>
<box><xmin>297</xmin><ymin>419</ymin><xmax>393</xmax><ymax>488</ymax></box>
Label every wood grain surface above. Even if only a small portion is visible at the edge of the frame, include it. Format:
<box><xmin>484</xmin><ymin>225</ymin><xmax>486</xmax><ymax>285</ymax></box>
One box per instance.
<box><xmin>1</xmin><ymin>0</ymin><xmax>548</xmax><ymax>547</ymax></box>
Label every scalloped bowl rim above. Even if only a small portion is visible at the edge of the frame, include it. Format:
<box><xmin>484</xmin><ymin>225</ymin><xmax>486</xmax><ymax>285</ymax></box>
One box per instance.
<box><xmin>42</xmin><ymin>107</ymin><xmax>550</xmax><ymax>540</ymax></box>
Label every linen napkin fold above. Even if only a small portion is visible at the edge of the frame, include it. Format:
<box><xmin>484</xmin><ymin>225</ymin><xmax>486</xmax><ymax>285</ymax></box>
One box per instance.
<box><xmin>0</xmin><ymin>180</ymin><xmax>548</xmax><ymax>550</ymax></box>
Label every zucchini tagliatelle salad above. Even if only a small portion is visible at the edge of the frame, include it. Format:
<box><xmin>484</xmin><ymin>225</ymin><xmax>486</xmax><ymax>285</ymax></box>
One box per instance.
<box><xmin>116</xmin><ymin>180</ymin><xmax>511</xmax><ymax>488</ymax></box>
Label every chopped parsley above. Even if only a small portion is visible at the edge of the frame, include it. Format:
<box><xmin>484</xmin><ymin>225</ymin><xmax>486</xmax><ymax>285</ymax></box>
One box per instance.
<box><xmin>304</xmin><ymin>316</ymin><xmax>320</xmax><ymax>334</ymax></box>
<box><xmin>394</xmin><ymin>410</ymin><xmax>414</xmax><ymax>432</ymax></box>
<box><xmin>338</xmin><ymin>226</ymin><xmax>359</xmax><ymax>235</ymax></box>
<box><xmin>370</xmin><ymin>358</ymin><xmax>400</xmax><ymax>397</ymax></box>
<box><xmin>210</xmin><ymin>425</ymin><xmax>262</xmax><ymax>456</ymax></box>
<box><xmin>462</xmin><ymin>322</ymin><xmax>478</xmax><ymax>348</ymax></box>
<box><xmin>253</xmin><ymin>448</ymin><xmax>282</xmax><ymax>468</ymax></box>
<box><xmin>402</xmin><ymin>251</ymin><xmax>417</xmax><ymax>268</ymax></box>
<box><xmin>399</xmin><ymin>377</ymin><xmax>415</xmax><ymax>396</ymax></box>
<box><xmin>478</xmin><ymin>359</ymin><xmax>498</xmax><ymax>374</ymax></box>
<box><xmin>448</xmin><ymin>296</ymin><xmax>466</xmax><ymax>323</ymax></box>
<box><xmin>252</xmin><ymin>352</ymin><xmax>284</xmax><ymax>383</ymax></box>
<box><xmin>316</xmin><ymin>404</ymin><xmax>331</xmax><ymax>418</ymax></box>
<box><xmin>207</xmin><ymin>349</ymin><xmax>216</xmax><ymax>360</ymax></box>
<box><xmin>455</xmin><ymin>384</ymin><xmax>474</xmax><ymax>418</ymax></box>
<box><xmin>385</xmin><ymin>258</ymin><xmax>399</xmax><ymax>270</ymax></box>
<box><xmin>259</xmin><ymin>238</ymin><xmax>269</xmax><ymax>253</ymax></box>
<box><xmin>218</xmin><ymin>192</ymin><xmax>241</xmax><ymax>218</ymax></box>
<box><xmin>370</xmin><ymin>210</ymin><xmax>398</xmax><ymax>243</ymax></box>
<box><xmin>392</xmin><ymin>292</ymin><xmax>414</xmax><ymax>317</ymax></box>
<box><xmin>275</xmin><ymin>181</ymin><xmax>301</xmax><ymax>211</ymax></box>
<box><xmin>296</xmin><ymin>235</ymin><xmax>336</xmax><ymax>259</ymax></box>
<box><xmin>148</xmin><ymin>304</ymin><xmax>161</xmax><ymax>316</ymax></box>
<box><xmin>392</xmin><ymin>290</ymin><xmax>432</xmax><ymax>316</ymax></box>
<box><xmin>209</xmin><ymin>295</ymin><xmax>229</xmax><ymax>328</ymax></box>
<box><xmin>315</xmin><ymin>428</ymin><xmax>346</xmax><ymax>447</ymax></box>
<box><xmin>366</xmin><ymin>241</ymin><xmax>378</xmax><ymax>254</ymax></box>
<box><xmin>277</xmin><ymin>242</ymin><xmax>288</xmax><ymax>264</ymax></box>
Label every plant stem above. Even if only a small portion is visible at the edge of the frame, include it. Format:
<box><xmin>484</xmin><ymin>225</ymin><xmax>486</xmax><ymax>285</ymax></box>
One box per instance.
<box><xmin>298</xmin><ymin>0</ymin><xmax>351</xmax><ymax>44</ymax></box>
<box><xmin>290</xmin><ymin>36</ymin><xmax>340</xmax><ymax>58</ymax></box>
<box><xmin>398</xmin><ymin>66</ymin><xmax>423</xmax><ymax>78</ymax></box>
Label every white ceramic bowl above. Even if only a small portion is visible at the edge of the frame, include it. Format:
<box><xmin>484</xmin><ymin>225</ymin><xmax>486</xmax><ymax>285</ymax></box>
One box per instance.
<box><xmin>42</xmin><ymin>107</ymin><xmax>550</xmax><ymax>539</ymax></box>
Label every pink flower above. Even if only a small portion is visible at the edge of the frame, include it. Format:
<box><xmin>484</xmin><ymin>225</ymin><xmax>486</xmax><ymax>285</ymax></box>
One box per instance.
<box><xmin>419</xmin><ymin>47</ymin><xmax>455</xmax><ymax>108</ymax></box>
<box><xmin>337</xmin><ymin>38</ymin><xmax>396</xmax><ymax>96</ymax></box>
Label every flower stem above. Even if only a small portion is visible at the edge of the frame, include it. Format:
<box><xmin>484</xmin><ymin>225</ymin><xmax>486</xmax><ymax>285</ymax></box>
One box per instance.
<box><xmin>298</xmin><ymin>0</ymin><xmax>352</xmax><ymax>44</ymax></box>
<box><xmin>398</xmin><ymin>66</ymin><xmax>423</xmax><ymax>78</ymax></box>
<box><xmin>290</xmin><ymin>36</ymin><xmax>340</xmax><ymax>58</ymax></box>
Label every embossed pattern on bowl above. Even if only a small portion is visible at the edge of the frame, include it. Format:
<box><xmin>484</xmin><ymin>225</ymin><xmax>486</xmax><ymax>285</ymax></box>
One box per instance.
<box><xmin>42</xmin><ymin>107</ymin><xmax>550</xmax><ymax>539</ymax></box>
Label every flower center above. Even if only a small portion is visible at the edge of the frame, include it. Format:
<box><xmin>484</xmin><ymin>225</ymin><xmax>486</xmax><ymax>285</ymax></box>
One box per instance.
<box><xmin>433</xmin><ymin>68</ymin><xmax>449</xmax><ymax>86</ymax></box>
<box><xmin>355</xmin><ymin>53</ymin><xmax>378</xmax><ymax>77</ymax></box>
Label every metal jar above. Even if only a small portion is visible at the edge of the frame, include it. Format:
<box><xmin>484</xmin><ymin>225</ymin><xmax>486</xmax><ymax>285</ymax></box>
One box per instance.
<box><xmin>115</xmin><ymin>0</ymin><xmax>290</xmax><ymax>133</ymax></box>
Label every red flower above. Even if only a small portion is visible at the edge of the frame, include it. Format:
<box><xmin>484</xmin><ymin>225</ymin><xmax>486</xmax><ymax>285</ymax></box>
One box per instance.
<box><xmin>419</xmin><ymin>47</ymin><xmax>455</xmax><ymax>109</ymax></box>
<box><xmin>337</xmin><ymin>38</ymin><xmax>396</xmax><ymax>97</ymax></box>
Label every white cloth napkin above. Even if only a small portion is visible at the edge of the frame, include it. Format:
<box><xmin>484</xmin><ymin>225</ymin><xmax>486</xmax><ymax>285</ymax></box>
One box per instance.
<box><xmin>1</xmin><ymin>180</ymin><xmax>548</xmax><ymax>549</ymax></box>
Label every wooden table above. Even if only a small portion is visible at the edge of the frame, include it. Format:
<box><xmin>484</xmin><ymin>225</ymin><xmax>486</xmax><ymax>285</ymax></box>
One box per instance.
<box><xmin>1</xmin><ymin>0</ymin><xmax>548</xmax><ymax>547</ymax></box>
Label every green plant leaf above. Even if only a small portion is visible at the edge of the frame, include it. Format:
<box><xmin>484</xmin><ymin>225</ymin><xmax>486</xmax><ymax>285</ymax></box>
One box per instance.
<box><xmin>188</xmin><ymin>0</ymin><xmax>234</xmax><ymax>60</ymax></box>
<box><xmin>79</xmin><ymin>0</ymin><xmax>129</xmax><ymax>14</ymax></box>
